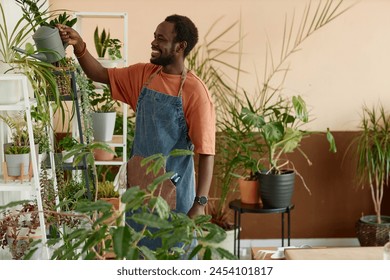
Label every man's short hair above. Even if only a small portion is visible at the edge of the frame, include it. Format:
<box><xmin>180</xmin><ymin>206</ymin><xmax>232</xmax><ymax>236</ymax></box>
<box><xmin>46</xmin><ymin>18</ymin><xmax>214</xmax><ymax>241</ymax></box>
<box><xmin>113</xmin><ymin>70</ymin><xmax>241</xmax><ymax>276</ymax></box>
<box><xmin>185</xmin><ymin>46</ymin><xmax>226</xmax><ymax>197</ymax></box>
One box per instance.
<box><xmin>165</xmin><ymin>14</ymin><xmax>199</xmax><ymax>57</ymax></box>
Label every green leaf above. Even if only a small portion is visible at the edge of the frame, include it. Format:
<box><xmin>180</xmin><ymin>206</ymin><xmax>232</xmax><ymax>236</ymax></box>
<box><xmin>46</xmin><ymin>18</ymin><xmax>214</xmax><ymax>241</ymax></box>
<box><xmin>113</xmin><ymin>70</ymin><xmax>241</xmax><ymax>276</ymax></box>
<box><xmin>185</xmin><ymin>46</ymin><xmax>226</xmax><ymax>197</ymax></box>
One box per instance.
<box><xmin>280</xmin><ymin>128</ymin><xmax>302</xmax><ymax>153</ymax></box>
<box><xmin>202</xmin><ymin>247</ymin><xmax>212</xmax><ymax>260</ymax></box>
<box><xmin>326</xmin><ymin>128</ymin><xmax>337</xmax><ymax>153</ymax></box>
<box><xmin>292</xmin><ymin>95</ymin><xmax>309</xmax><ymax>122</ymax></box>
<box><xmin>75</xmin><ymin>200</ymin><xmax>112</xmax><ymax>213</ymax></box>
<box><xmin>262</xmin><ymin>122</ymin><xmax>284</xmax><ymax>144</ymax></box>
<box><xmin>194</xmin><ymin>214</ymin><xmax>212</xmax><ymax>224</ymax></box>
<box><xmin>113</xmin><ymin>226</ymin><xmax>132</xmax><ymax>259</ymax></box>
<box><xmin>214</xmin><ymin>247</ymin><xmax>236</xmax><ymax>259</ymax></box>
<box><xmin>82</xmin><ymin>228</ymin><xmax>107</xmax><ymax>252</ymax></box>
<box><xmin>241</xmin><ymin>107</ymin><xmax>265</xmax><ymax>128</ymax></box>
<box><xmin>147</xmin><ymin>173</ymin><xmax>174</xmax><ymax>192</ymax></box>
<box><xmin>188</xmin><ymin>244</ymin><xmax>203</xmax><ymax>259</ymax></box>
<box><xmin>126</xmin><ymin>247</ymin><xmax>139</xmax><ymax>260</ymax></box>
<box><xmin>139</xmin><ymin>246</ymin><xmax>156</xmax><ymax>260</ymax></box>
<box><xmin>150</xmin><ymin>196</ymin><xmax>170</xmax><ymax>219</ymax></box>
<box><xmin>121</xmin><ymin>187</ymin><xmax>146</xmax><ymax>210</ymax></box>
<box><xmin>131</xmin><ymin>212</ymin><xmax>172</xmax><ymax>229</ymax></box>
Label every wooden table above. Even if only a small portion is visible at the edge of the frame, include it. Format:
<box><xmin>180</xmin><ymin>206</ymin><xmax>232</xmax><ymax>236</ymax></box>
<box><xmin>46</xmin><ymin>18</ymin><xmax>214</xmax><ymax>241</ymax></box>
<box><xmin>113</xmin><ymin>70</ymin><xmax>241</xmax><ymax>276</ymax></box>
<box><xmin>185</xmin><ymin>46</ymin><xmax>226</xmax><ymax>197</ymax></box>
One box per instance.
<box><xmin>285</xmin><ymin>246</ymin><xmax>383</xmax><ymax>260</ymax></box>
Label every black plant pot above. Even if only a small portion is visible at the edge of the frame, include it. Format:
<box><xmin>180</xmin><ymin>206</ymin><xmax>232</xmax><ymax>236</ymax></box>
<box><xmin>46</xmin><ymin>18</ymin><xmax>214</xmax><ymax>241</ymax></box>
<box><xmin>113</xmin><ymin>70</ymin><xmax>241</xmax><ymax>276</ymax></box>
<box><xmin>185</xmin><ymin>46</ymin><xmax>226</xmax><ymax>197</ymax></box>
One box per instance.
<box><xmin>258</xmin><ymin>170</ymin><xmax>295</xmax><ymax>208</ymax></box>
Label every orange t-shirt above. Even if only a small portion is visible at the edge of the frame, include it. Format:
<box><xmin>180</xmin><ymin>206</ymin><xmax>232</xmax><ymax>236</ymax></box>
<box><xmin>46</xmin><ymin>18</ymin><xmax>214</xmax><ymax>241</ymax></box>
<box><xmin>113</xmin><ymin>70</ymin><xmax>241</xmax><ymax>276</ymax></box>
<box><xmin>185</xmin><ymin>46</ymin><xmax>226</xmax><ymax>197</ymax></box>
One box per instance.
<box><xmin>108</xmin><ymin>63</ymin><xmax>215</xmax><ymax>155</ymax></box>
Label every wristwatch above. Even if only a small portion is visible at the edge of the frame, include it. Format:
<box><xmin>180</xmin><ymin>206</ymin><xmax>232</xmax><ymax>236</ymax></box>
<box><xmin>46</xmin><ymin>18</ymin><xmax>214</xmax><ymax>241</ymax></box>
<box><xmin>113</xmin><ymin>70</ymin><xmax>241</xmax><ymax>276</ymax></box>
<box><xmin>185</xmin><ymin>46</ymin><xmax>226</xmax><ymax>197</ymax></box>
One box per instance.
<box><xmin>194</xmin><ymin>196</ymin><xmax>208</xmax><ymax>206</ymax></box>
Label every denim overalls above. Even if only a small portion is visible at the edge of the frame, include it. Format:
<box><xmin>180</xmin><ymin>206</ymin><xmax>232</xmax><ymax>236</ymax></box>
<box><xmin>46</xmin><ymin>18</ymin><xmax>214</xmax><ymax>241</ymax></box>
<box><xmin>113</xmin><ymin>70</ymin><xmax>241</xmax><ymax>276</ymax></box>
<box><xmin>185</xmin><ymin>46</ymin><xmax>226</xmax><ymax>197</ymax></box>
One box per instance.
<box><xmin>126</xmin><ymin>67</ymin><xmax>196</xmax><ymax>250</ymax></box>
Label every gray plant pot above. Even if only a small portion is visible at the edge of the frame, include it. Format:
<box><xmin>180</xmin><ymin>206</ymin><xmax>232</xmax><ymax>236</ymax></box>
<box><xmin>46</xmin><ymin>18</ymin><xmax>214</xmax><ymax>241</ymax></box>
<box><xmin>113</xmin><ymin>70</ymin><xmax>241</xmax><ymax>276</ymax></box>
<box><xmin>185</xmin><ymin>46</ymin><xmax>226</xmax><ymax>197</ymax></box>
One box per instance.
<box><xmin>258</xmin><ymin>170</ymin><xmax>295</xmax><ymax>208</ymax></box>
<box><xmin>5</xmin><ymin>153</ymin><xmax>30</xmax><ymax>177</ymax></box>
<box><xmin>4</xmin><ymin>143</ymin><xmax>39</xmax><ymax>165</ymax></box>
<box><xmin>91</xmin><ymin>111</ymin><xmax>116</xmax><ymax>142</ymax></box>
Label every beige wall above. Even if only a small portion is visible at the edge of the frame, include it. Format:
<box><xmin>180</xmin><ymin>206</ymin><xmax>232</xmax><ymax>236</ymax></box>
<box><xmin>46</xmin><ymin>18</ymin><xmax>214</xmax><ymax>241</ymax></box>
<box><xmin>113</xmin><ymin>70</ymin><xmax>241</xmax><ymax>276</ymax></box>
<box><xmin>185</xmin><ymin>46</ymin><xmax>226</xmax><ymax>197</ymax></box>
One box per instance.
<box><xmin>48</xmin><ymin>0</ymin><xmax>390</xmax><ymax>131</ymax></box>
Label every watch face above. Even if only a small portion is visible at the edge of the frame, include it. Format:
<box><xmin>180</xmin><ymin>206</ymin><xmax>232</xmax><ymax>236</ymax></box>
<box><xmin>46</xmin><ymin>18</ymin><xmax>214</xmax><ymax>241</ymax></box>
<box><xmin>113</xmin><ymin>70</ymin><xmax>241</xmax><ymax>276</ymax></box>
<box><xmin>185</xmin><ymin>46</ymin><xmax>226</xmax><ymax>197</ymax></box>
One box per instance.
<box><xmin>197</xmin><ymin>196</ymin><xmax>208</xmax><ymax>205</ymax></box>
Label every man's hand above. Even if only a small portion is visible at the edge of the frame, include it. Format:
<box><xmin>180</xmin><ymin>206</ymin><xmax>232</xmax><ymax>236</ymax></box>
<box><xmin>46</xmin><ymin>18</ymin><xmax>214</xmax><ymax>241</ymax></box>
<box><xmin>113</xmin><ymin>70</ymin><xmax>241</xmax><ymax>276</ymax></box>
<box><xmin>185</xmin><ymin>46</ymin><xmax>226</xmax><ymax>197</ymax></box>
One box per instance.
<box><xmin>56</xmin><ymin>24</ymin><xmax>84</xmax><ymax>53</ymax></box>
<box><xmin>187</xmin><ymin>203</ymin><xmax>206</xmax><ymax>219</ymax></box>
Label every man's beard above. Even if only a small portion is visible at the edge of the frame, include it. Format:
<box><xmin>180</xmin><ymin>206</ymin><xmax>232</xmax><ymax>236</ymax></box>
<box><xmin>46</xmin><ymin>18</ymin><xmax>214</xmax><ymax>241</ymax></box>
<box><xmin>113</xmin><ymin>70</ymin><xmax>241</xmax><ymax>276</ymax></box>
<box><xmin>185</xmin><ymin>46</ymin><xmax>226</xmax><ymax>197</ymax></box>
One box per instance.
<box><xmin>150</xmin><ymin>48</ymin><xmax>175</xmax><ymax>66</ymax></box>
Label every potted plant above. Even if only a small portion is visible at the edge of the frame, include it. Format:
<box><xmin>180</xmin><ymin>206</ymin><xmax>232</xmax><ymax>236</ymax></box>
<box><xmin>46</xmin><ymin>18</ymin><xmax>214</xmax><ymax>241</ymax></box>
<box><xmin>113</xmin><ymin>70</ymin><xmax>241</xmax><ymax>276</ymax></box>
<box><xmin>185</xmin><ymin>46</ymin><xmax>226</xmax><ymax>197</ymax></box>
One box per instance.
<box><xmin>218</xmin><ymin>93</ymin><xmax>265</xmax><ymax>205</ymax></box>
<box><xmin>1</xmin><ymin>0</ymin><xmax>76</xmax><ymax>123</ymax></box>
<box><xmin>217</xmin><ymin>0</ymin><xmax>353</xmax><ymax>210</ymax></box>
<box><xmin>350</xmin><ymin>103</ymin><xmax>390</xmax><ymax>246</ymax></box>
<box><xmin>0</xmin><ymin>2</ymin><xmax>56</xmax><ymax>103</ymax></box>
<box><xmin>0</xmin><ymin>112</ymin><xmax>34</xmax><ymax>179</ymax></box>
<box><xmin>96</xmin><ymin>181</ymin><xmax>120</xmax><ymax>211</ymax></box>
<box><xmin>0</xmin><ymin>202</ymin><xmax>41</xmax><ymax>259</ymax></box>
<box><xmin>58</xmin><ymin>135</ymin><xmax>78</xmax><ymax>163</ymax></box>
<box><xmin>239</xmin><ymin>94</ymin><xmax>337</xmax><ymax>208</ymax></box>
<box><xmin>89</xmin><ymin>83</ymin><xmax>120</xmax><ymax>142</ymax></box>
<box><xmin>201</xmin><ymin>2</ymin><xmax>349</xmax><ymax>244</ymax></box>
<box><xmin>94</xmin><ymin>26</ymin><xmax>122</xmax><ymax>68</ymax></box>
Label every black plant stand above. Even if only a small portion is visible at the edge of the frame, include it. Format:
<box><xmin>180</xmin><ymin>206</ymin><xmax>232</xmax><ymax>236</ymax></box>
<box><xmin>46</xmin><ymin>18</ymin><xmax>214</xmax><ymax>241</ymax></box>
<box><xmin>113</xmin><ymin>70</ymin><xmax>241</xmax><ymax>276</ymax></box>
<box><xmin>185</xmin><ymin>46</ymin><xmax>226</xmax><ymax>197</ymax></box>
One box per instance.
<box><xmin>50</xmin><ymin>70</ymin><xmax>94</xmax><ymax>200</ymax></box>
<box><xmin>228</xmin><ymin>199</ymin><xmax>294</xmax><ymax>259</ymax></box>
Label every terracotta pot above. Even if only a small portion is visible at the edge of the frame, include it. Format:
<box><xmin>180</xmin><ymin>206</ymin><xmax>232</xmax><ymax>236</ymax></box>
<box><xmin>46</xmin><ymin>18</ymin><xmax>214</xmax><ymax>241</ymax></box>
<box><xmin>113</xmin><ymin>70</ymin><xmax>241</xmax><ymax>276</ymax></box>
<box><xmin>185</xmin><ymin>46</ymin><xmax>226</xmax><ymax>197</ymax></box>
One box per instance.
<box><xmin>93</xmin><ymin>146</ymin><xmax>115</xmax><ymax>161</ymax></box>
<box><xmin>100</xmin><ymin>197</ymin><xmax>120</xmax><ymax>210</ymax></box>
<box><xmin>238</xmin><ymin>178</ymin><xmax>260</xmax><ymax>204</ymax></box>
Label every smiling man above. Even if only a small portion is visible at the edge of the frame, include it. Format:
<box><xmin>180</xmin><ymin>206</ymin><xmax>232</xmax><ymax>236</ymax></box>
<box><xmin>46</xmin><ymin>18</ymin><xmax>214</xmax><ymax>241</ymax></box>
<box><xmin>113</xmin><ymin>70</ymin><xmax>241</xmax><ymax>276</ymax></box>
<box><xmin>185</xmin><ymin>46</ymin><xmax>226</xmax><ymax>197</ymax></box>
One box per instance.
<box><xmin>58</xmin><ymin>15</ymin><xmax>215</xmax><ymax>251</ymax></box>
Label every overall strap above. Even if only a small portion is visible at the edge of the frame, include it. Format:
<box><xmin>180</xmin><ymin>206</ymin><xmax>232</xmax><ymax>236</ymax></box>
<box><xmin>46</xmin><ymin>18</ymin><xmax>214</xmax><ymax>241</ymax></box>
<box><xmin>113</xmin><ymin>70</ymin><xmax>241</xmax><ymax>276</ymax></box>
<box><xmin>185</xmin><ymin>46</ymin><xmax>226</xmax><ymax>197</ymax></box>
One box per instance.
<box><xmin>177</xmin><ymin>67</ymin><xmax>187</xmax><ymax>97</ymax></box>
<box><xmin>143</xmin><ymin>66</ymin><xmax>162</xmax><ymax>88</ymax></box>
<box><xmin>143</xmin><ymin>66</ymin><xmax>188</xmax><ymax>97</ymax></box>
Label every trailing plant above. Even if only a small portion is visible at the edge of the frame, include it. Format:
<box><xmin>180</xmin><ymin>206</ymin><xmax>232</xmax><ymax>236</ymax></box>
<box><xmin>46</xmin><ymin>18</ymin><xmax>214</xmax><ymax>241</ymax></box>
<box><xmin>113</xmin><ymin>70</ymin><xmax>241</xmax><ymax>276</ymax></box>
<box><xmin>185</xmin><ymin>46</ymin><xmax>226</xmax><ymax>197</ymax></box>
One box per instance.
<box><xmin>76</xmin><ymin>64</ymin><xmax>94</xmax><ymax>143</ymax></box>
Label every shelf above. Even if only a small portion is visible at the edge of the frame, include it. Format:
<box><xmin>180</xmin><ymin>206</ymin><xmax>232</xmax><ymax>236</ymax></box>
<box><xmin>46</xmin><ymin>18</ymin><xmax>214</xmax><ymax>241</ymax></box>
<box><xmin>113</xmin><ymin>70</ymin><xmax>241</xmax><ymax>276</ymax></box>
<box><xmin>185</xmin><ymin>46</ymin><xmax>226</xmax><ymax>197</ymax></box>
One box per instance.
<box><xmin>74</xmin><ymin>11</ymin><xmax>127</xmax><ymax>18</ymax></box>
<box><xmin>0</xmin><ymin>74</ymin><xmax>50</xmax><ymax>259</ymax></box>
<box><xmin>0</xmin><ymin>179</ymin><xmax>36</xmax><ymax>192</ymax></box>
<box><xmin>74</xmin><ymin>11</ymin><xmax>128</xmax><ymax>67</ymax></box>
<box><xmin>95</xmin><ymin>160</ymin><xmax>125</xmax><ymax>166</ymax></box>
<box><xmin>0</xmin><ymin>98</ymin><xmax>37</xmax><ymax>111</ymax></box>
<box><xmin>98</xmin><ymin>135</ymin><xmax>126</xmax><ymax>147</ymax></box>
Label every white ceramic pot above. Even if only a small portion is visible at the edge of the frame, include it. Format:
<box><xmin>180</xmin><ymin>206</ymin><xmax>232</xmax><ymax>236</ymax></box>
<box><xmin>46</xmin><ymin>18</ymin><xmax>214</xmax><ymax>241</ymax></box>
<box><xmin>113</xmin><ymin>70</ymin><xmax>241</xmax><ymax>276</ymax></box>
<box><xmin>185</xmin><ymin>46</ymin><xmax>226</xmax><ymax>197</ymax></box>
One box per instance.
<box><xmin>91</xmin><ymin>111</ymin><xmax>116</xmax><ymax>142</ymax></box>
<box><xmin>0</xmin><ymin>79</ymin><xmax>22</xmax><ymax>104</ymax></box>
<box><xmin>97</xmin><ymin>58</ymin><xmax>119</xmax><ymax>68</ymax></box>
<box><xmin>62</xmin><ymin>150</ymin><xmax>74</xmax><ymax>163</ymax></box>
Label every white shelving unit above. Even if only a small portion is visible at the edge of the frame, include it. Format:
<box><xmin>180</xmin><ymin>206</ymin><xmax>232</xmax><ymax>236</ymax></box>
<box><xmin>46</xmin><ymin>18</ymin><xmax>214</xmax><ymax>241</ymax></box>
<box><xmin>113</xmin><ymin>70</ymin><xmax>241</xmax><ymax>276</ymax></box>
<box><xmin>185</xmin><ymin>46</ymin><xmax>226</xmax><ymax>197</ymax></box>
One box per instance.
<box><xmin>74</xmin><ymin>11</ymin><xmax>128</xmax><ymax>168</ymax></box>
<box><xmin>0</xmin><ymin>74</ymin><xmax>51</xmax><ymax>259</ymax></box>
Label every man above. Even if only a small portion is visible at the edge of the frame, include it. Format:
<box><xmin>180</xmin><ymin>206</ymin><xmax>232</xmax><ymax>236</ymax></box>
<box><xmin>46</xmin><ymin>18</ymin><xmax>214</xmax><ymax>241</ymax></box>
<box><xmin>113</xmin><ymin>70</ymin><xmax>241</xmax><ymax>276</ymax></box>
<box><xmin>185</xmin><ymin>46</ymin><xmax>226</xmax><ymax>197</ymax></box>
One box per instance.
<box><xmin>58</xmin><ymin>15</ymin><xmax>215</xmax><ymax>223</ymax></box>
